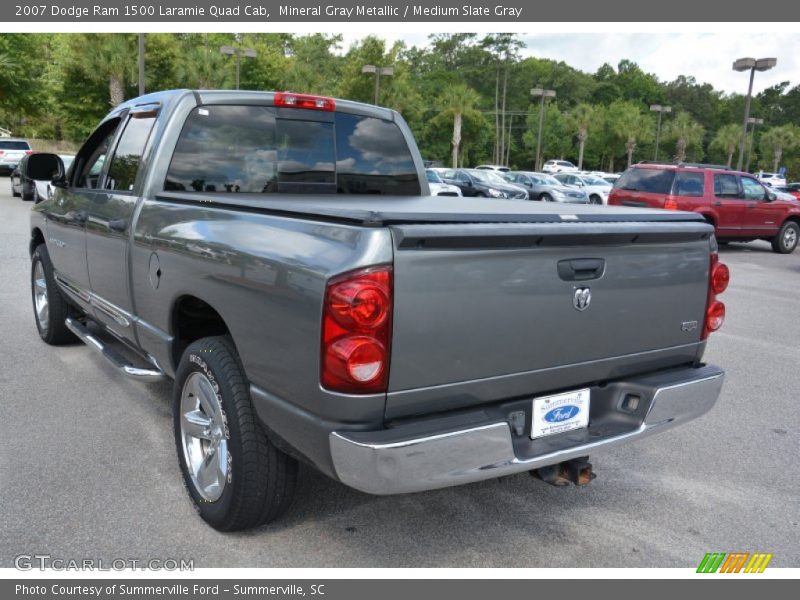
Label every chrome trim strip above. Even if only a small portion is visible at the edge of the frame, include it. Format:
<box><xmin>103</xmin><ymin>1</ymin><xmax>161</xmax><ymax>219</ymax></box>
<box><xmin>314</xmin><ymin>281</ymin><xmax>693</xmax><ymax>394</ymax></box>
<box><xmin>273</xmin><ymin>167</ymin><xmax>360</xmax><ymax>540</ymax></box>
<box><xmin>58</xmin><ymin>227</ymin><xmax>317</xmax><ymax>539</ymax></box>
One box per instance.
<box><xmin>54</xmin><ymin>273</ymin><xmax>131</xmax><ymax>328</ymax></box>
<box><xmin>65</xmin><ymin>317</ymin><xmax>165</xmax><ymax>382</ymax></box>
<box><xmin>330</xmin><ymin>367</ymin><xmax>724</xmax><ymax>495</ymax></box>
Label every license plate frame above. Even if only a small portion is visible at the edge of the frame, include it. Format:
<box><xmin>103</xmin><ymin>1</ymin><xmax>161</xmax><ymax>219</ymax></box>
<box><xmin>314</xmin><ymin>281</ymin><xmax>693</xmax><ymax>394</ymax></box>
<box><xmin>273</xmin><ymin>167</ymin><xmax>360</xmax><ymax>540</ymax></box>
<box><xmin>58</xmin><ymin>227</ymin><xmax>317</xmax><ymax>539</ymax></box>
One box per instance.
<box><xmin>530</xmin><ymin>388</ymin><xmax>591</xmax><ymax>439</ymax></box>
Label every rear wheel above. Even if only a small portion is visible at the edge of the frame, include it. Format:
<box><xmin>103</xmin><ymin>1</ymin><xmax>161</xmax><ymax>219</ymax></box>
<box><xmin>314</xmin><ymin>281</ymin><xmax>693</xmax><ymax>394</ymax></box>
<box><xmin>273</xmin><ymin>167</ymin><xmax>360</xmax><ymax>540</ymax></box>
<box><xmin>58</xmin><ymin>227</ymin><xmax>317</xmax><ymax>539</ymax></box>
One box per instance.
<box><xmin>174</xmin><ymin>336</ymin><xmax>298</xmax><ymax>531</ymax></box>
<box><xmin>11</xmin><ymin>177</ymin><xmax>21</xmax><ymax>197</ymax></box>
<box><xmin>589</xmin><ymin>194</ymin><xmax>602</xmax><ymax>205</ymax></box>
<box><xmin>31</xmin><ymin>244</ymin><xmax>76</xmax><ymax>345</ymax></box>
<box><xmin>771</xmin><ymin>221</ymin><xmax>799</xmax><ymax>254</ymax></box>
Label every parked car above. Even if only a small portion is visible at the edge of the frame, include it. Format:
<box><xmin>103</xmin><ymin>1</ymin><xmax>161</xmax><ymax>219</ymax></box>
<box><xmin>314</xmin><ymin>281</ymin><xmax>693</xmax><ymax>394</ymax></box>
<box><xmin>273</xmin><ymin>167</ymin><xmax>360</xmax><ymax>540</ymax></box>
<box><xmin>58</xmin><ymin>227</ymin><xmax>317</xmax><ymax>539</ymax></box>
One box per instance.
<box><xmin>503</xmin><ymin>171</ymin><xmax>589</xmax><ymax>203</ymax></box>
<box><xmin>435</xmin><ymin>167</ymin><xmax>528</xmax><ymax>199</ymax></box>
<box><xmin>425</xmin><ymin>169</ymin><xmax>462</xmax><ymax>197</ymax></box>
<box><xmin>0</xmin><ymin>138</ymin><xmax>32</xmax><ymax>175</ymax></box>
<box><xmin>609</xmin><ymin>163</ymin><xmax>800</xmax><ymax>253</ymax></box>
<box><xmin>602</xmin><ymin>173</ymin><xmax>622</xmax><ymax>185</ymax></box>
<box><xmin>542</xmin><ymin>159</ymin><xmax>578</xmax><ymax>174</ymax></box>
<box><xmin>774</xmin><ymin>182</ymin><xmax>800</xmax><ymax>200</ymax></box>
<box><xmin>553</xmin><ymin>172</ymin><xmax>612</xmax><ymax>205</ymax></box>
<box><xmin>27</xmin><ymin>90</ymin><xmax>725</xmax><ymax>530</ymax></box>
<box><xmin>475</xmin><ymin>164</ymin><xmax>510</xmax><ymax>172</ymax></box>
<box><xmin>10</xmin><ymin>153</ymin><xmax>70</xmax><ymax>201</ymax></box>
<box><xmin>756</xmin><ymin>171</ymin><xmax>787</xmax><ymax>188</ymax></box>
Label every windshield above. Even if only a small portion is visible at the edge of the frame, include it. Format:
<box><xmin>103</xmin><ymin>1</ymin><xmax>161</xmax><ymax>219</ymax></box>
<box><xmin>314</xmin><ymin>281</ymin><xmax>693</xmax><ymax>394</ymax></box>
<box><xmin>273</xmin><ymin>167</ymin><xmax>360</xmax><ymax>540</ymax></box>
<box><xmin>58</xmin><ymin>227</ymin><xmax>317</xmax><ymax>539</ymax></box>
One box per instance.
<box><xmin>0</xmin><ymin>141</ymin><xmax>31</xmax><ymax>150</ymax></box>
<box><xmin>583</xmin><ymin>176</ymin><xmax>611</xmax><ymax>186</ymax></box>
<box><xmin>426</xmin><ymin>170</ymin><xmax>442</xmax><ymax>183</ymax></box>
<box><xmin>484</xmin><ymin>171</ymin><xmax>509</xmax><ymax>184</ymax></box>
<box><xmin>536</xmin><ymin>174</ymin><xmax>561</xmax><ymax>186</ymax></box>
<box><xmin>467</xmin><ymin>170</ymin><xmax>494</xmax><ymax>183</ymax></box>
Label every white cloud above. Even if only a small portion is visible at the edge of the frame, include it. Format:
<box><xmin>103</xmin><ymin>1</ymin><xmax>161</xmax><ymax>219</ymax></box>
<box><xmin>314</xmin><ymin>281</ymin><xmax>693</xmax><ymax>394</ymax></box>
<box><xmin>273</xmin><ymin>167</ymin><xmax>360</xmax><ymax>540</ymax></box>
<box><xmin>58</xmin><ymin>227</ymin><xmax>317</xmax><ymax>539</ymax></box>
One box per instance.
<box><xmin>339</xmin><ymin>31</ymin><xmax>799</xmax><ymax>95</ymax></box>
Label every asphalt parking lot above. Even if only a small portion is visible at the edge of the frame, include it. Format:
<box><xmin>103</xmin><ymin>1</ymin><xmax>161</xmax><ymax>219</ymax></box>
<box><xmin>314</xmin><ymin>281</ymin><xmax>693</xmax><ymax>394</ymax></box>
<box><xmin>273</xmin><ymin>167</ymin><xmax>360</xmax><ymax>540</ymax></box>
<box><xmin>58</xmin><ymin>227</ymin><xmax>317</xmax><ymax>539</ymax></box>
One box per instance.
<box><xmin>0</xmin><ymin>182</ymin><xmax>797</xmax><ymax>568</ymax></box>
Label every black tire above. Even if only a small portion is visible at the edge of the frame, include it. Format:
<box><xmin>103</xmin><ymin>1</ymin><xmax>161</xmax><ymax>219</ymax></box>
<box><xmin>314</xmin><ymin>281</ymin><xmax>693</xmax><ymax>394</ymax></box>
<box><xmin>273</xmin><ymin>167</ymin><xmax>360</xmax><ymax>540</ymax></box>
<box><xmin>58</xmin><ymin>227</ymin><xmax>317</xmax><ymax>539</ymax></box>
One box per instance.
<box><xmin>540</xmin><ymin>193</ymin><xmax>553</xmax><ymax>202</ymax></box>
<box><xmin>589</xmin><ymin>194</ymin><xmax>602</xmax><ymax>205</ymax></box>
<box><xmin>475</xmin><ymin>192</ymin><xmax>487</xmax><ymax>198</ymax></box>
<box><xmin>173</xmin><ymin>336</ymin><xmax>298</xmax><ymax>531</ymax></box>
<box><xmin>771</xmin><ymin>221</ymin><xmax>799</xmax><ymax>254</ymax></box>
<box><xmin>31</xmin><ymin>244</ymin><xmax>77</xmax><ymax>345</ymax></box>
<box><xmin>21</xmin><ymin>185</ymin><xmax>34</xmax><ymax>201</ymax></box>
<box><xmin>11</xmin><ymin>178</ymin><xmax>21</xmax><ymax>197</ymax></box>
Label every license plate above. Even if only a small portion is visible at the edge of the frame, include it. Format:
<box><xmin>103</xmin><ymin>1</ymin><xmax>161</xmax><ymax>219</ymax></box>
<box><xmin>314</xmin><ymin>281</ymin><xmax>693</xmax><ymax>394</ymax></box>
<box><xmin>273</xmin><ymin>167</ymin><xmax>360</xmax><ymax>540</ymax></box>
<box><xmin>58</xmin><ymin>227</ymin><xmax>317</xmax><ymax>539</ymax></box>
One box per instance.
<box><xmin>530</xmin><ymin>388</ymin><xmax>590</xmax><ymax>439</ymax></box>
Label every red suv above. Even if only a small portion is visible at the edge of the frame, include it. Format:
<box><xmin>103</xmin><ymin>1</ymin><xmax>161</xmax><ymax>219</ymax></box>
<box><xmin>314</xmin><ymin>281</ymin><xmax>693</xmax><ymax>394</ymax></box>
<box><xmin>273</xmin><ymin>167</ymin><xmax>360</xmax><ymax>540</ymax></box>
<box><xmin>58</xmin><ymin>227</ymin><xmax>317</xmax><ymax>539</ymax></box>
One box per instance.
<box><xmin>609</xmin><ymin>163</ymin><xmax>800</xmax><ymax>254</ymax></box>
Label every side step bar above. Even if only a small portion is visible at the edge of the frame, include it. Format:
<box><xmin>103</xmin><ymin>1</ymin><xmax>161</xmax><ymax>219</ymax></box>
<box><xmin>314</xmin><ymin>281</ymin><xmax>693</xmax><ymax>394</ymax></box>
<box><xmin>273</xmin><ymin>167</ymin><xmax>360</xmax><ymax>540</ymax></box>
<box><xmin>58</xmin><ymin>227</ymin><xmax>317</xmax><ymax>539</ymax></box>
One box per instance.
<box><xmin>65</xmin><ymin>317</ymin><xmax>166</xmax><ymax>382</ymax></box>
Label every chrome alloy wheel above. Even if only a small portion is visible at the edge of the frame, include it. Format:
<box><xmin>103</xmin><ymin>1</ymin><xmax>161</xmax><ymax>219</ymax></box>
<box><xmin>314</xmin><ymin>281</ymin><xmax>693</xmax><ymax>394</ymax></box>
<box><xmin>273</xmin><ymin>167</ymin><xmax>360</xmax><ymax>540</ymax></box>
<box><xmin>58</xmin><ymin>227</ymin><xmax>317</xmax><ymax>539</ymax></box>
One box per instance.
<box><xmin>783</xmin><ymin>226</ymin><xmax>797</xmax><ymax>249</ymax></box>
<box><xmin>33</xmin><ymin>260</ymin><xmax>49</xmax><ymax>331</ymax></box>
<box><xmin>180</xmin><ymin>371</ymin><xmax>229</xmax><ymax>502</ymax></box>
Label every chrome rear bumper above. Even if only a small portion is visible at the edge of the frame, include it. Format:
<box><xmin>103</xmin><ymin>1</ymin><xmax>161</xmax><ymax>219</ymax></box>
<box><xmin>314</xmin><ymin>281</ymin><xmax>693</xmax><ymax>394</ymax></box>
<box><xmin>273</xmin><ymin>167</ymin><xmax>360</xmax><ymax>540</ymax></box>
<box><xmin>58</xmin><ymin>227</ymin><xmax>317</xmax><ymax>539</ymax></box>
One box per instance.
<box><xmin>330</xmin><ymin>365</ymin><xmax>724</xmax><ymax>495</ymax></box>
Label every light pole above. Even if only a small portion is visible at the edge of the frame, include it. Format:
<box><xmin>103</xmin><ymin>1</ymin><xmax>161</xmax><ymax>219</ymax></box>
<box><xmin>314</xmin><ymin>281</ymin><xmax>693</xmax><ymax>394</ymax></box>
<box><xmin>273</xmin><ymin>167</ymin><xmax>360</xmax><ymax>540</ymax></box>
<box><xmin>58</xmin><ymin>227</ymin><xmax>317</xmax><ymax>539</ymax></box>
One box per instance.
<box><xmin>220</xmin><ymin>45</ymin><xmax>257</xmax><ymax>90</ymax></box>
<box><xmin>362</xmin><ymin>65</ymin><xmax>394</xmax><ymax>104</ymax></box>
<box><xmin>733</xmin><ymin>57</ymin><xmax>776</xmax><ymax>171</ymax></box>
<box><xmin>649</xmin><ymin>104</ymin><xmax>672</xmax><ymax>161</ymax></box>
<box><xmin>530</xmin><ymin>87</ymin><xmax>556</xmax><ymax>171</ymax></box>
<box><xmin>138</xmin><ymin>34</ymin><xmax>145</xmax><ymax>96</ymax></box>
<box><xmin>745</xmin><ymin>117</ymin><xmax>764</xmax><ymax>173</ymax></box>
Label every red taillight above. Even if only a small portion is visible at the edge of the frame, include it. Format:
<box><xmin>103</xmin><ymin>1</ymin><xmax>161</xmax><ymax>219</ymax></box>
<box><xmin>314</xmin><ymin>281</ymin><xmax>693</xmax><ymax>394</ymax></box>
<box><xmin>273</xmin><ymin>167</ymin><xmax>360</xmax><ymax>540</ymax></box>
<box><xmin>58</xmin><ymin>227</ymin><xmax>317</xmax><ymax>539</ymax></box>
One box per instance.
<box><xmin>0</xmin><ymin>150</ymin><xmax>4</xmax><ymax>155</ymax></box>
<box><xmin>705</xmin><ymin>301</ymin><xmax>725</xmax><ymax>333</ymax></box>
<box><xmin>25</xmin><ymin>150</ymin><xmax>33</xmax><ymax>155</ymax></box>
<box><xmin>274</xmin><ymin>92</ymin><xmax>335</xmax><ymax>111</ymax></box>
<box><xmin>702</xmin><ymin>252</ymin><xmax>728</xmax><ymax>339</ymax></box>
<box><xmin>711</xmin><ymin>262</ymin><xmax>730</xmax><ymax>295</ymax></box>
<box><xmin>322</xmin><ymin>266</ymin><xmax>392</xmax><ymax>393</ymax></box>
<box><xmin>664</xmin><ymin>196</ymin><xmax>679</xmax><ymax>210</ymax></box>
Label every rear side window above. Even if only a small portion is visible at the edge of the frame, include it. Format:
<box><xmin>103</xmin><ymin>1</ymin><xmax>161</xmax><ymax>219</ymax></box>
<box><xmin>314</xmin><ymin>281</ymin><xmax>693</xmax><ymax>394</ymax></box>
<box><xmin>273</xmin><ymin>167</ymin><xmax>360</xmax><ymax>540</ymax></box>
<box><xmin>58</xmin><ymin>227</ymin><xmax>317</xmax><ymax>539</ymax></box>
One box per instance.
<box><xmin>0</xmin><ymin>140</ymin><xmax>31</xmax><ymax>150</ymax></box>
<box><xmin>165</xmin><ymin>105</ymin><xmax>419</xmax><ymax>195</ymax></box>
<box><xmin>105</xmin><ymin>114</ymin><xmax>156</xmax><ymax>192</ymax></box>
<box><xmin>714</xmin><ymin>174</ymin><xmax>739</xmax><ymax>197</ymax></box>
<box><xmin>672</xmin><ymin>172</ymin><xmax>705</xmax><ymax>197</ymax></box>
<box><xmin>615</xmin><ymin>168</ymin><xmax>675</xmax><ymax>194</ymax></box>
<box><xmin>334</xmin><ymin>113</ymin><xmax>420</xmax><ymax>195</ymax></box>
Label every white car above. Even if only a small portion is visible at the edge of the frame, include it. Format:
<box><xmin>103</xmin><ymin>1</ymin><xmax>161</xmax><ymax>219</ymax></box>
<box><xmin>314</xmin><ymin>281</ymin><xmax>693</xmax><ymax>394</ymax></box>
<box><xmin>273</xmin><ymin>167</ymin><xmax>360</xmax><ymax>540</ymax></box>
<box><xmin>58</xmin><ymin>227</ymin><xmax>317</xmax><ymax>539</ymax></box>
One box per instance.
<box><xmin>475</xmin><ymin>164</ymin><xmax>510</xmax><ymax>172</ymax></box>
<box><xmin>0</xmin><ymin>138</ymin><xmax>32</xmax><ymax>174</ymax></box>
<box><xmin>756</xmin><ymin>171</ymin><xmax>787</xmax><ymax>188</ymax></box>
<box><xmin>542</xmin><ymin>159</ymin><xmax>579</xmax><ymax>174</ymax></box>
<box><xmin>425</xmin><ymin>169</ymin><xmax>462</xmax><ymax>197</ymax></box>
<box><xmin>553</xmin><ymin>172</ymin><xmax>612</xmax><ymax>205</ymax></box>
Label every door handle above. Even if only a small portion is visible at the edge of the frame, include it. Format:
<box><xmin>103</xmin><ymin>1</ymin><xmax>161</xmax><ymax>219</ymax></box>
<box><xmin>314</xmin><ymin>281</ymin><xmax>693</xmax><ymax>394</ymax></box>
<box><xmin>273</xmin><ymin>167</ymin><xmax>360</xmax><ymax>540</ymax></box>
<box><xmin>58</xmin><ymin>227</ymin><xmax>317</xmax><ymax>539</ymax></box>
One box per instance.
<box><xmin>69</xmin><ymin>210</ymin><xmax>88</xmax><ymax>224</ymax></box>
<box><xmin>108</xmin><ymin>218</ymin><xmax>128</xmax><ymax>232</ymax></box>
<box><xmin>557</xmin><ymin>258</ymin><xmax>606</xmax><ymax>281</ymax></box>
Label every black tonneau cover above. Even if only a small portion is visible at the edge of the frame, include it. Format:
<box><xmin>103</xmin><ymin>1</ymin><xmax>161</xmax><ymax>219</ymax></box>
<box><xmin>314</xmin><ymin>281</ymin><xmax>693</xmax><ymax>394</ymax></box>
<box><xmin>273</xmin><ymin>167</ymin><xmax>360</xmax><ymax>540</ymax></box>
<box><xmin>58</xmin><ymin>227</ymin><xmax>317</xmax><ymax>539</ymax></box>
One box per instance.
<box><xmin>156</xmin><ymin>192</ymin><xmax>704</xmax><ymax>227</ymax></box>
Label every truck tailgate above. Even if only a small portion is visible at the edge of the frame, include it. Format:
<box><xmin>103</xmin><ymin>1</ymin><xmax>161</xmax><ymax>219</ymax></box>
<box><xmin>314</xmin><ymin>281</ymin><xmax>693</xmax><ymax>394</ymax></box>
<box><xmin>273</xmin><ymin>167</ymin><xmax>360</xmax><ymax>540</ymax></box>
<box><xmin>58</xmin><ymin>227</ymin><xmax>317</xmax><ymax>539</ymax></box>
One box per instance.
<box><xmin>386</xmin><ymin>220</ymin><xmax>712</xmax><ymax>419</ymax></box>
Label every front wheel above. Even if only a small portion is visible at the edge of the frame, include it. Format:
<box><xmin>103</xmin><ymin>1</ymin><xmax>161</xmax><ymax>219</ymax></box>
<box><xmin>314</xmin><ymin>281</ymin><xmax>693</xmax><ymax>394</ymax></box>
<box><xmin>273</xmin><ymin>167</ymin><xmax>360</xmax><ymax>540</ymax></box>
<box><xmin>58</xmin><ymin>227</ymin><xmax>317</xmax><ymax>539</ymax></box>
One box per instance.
<box><xmin>539</xmin><ymin>193</ymin><xmax>553</xmax><ymax>202</ymax></box>
<box><xmin>31</xmin><ymin>244</ymin><xmax>77</xmax><ymax>345</ymax></box>
<box><xmin>11</xmin><ymin>177</ymin><xmax>21</xmax><ymax>197</ymax></box>
<box><xmin>174</xmin><ymin>336</ymin><xmax>298</xmax><ymax>531</ymax></box>
<box><xmin>771</xmin><ymin>221</ymin><xmax>799</xmax><ymax>254</ymax></box>
<box><xmin>589</xmin><ymin>194</ymin><xmax>602</xmax><ymax>205</ymax></box>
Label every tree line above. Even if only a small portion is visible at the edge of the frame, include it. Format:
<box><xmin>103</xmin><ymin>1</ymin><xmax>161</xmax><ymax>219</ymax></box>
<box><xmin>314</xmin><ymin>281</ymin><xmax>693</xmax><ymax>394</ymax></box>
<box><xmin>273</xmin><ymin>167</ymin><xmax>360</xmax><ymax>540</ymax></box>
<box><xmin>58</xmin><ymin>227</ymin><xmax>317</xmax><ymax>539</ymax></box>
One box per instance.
<box><xmin>1</xmin><ymin>32</ymin><xmax>799</xmax><ymax>175</ymax></box>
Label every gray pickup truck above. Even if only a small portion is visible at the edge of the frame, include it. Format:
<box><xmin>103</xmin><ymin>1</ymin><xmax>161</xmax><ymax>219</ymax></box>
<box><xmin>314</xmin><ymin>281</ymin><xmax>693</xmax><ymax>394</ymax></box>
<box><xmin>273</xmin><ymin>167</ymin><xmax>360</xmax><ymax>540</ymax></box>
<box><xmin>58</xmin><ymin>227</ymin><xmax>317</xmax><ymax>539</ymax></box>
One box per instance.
<box><xmin>27</xmin><ymin>90</ymin><xmax>727</xmax><ymax>531</ymax></box>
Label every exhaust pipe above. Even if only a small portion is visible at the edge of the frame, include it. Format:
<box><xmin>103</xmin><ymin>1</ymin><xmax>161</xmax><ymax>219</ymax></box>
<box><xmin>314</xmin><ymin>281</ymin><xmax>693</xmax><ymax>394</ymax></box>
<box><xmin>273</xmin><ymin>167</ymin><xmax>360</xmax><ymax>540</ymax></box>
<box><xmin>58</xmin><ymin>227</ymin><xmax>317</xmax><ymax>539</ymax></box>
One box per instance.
<box><xmin>530</xmin><ymin>456</ymin><xmax>596</xmax><ymax>487</ymax></box>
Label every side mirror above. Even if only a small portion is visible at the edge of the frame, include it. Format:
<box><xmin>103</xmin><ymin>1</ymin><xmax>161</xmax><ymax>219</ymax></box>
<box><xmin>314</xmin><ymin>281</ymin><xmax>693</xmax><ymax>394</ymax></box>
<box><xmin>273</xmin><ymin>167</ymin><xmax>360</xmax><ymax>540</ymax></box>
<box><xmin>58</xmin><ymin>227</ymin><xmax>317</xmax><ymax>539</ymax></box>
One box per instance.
<box><xmin>767</xmin><ymin>191</ymin><xmax>777</xmax><ymax>201</ymax></box>
<box><xmin>24</xmin><ymin>153</ymin><xmax>65</xmax><ymax>185</ymax></box>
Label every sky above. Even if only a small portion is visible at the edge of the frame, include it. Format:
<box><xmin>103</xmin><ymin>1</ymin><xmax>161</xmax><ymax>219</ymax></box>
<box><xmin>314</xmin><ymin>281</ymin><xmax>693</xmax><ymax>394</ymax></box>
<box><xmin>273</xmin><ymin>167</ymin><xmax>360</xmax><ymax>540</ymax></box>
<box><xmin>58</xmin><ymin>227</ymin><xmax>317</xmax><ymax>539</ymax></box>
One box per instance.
<box><xmin>339</xmin><ymin>31</ymin><xmax>799</xmax><ymax>96</ymax></box>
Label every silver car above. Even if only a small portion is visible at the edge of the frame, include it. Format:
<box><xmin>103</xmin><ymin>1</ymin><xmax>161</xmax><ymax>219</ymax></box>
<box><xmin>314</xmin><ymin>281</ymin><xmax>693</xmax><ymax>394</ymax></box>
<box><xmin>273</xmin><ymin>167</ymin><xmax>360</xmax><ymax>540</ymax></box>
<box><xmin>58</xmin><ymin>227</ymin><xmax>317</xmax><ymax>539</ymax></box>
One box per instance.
<box><xmin>0</xmin><ymin>138</ymin><xmax>32</xmax><ymax>174</ymax></box>
<box><xmin>554</xmin><ymin>172</ymin><xmax>613</xmax><ymax>205</ymax></box>
<box><xmin>503</xmin><ymin>171</ymin><xmax>589</xmax><ymax>203</ymax></box>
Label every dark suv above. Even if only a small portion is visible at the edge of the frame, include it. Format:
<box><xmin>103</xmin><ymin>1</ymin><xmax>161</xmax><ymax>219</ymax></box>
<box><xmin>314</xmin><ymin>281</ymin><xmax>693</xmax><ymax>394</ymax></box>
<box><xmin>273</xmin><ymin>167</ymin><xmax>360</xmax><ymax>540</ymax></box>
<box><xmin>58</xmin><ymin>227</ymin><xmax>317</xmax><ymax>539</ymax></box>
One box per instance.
<box><xmin>609</xmin><ymin>162</ymin><xmax>800</xmax><ymax>254</ymax></box>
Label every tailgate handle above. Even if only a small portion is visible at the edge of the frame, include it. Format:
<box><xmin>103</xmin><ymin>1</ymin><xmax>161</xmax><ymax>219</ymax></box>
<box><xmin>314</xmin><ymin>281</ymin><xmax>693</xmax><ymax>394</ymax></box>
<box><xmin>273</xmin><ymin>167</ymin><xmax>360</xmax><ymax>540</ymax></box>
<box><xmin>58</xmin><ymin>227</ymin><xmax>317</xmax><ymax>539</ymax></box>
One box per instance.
<box><xmin>558</xmin><ymin>258</ymin><xmax>605</xmax><ymax>281</ymax></box>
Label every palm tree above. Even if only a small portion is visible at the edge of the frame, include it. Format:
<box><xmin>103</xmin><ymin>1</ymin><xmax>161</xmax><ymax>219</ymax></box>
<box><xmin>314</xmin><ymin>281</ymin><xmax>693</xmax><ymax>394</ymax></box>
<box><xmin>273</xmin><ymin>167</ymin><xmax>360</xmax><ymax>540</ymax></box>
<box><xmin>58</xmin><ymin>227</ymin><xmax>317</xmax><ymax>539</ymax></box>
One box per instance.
<box><xmin>566</xmin><ymin>103</ymin><xmax>596</xmax><ymax>170</ymax></box>
<box><xmin>710</xmin><ymin>123</ymin><xmax>744</xmax><ymax>168</ymax></box>
<box><xmin>609</xmin><ymin>101</ymin><xmax>651</xmax><ymax>167</ymax></box>
<box><xmin>438</xmin><ymin>84</ymin><xmax>482</xmax><ymax>168</ymax></box>
<box><xmin>759</xmin><ymin>125</ymin><xmax>800</xmax><ymax>173</ymax></box>
<box><xmin>81</xmin><ymin>34</ymin><xmax>137</xmax><ymax>107</ymax></box>
<box><xmin>665</xmin><ymin>112</ymin><xmax>704</xmax><ymax>162</ymax></box>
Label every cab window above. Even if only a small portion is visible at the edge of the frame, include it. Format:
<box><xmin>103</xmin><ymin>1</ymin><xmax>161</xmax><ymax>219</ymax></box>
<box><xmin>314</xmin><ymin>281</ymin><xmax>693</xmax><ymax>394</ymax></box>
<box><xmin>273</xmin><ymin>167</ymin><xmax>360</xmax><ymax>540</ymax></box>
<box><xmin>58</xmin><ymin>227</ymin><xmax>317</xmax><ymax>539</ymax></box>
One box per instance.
<box><xmin>741</xmin><ymin>177</ymin><xmax>767</xmax><ymax>200</ymax></box>
<box><xmin>73</xmin><ymin>119</ymin><xmax>121</xmax><ymax>189</ymax></box>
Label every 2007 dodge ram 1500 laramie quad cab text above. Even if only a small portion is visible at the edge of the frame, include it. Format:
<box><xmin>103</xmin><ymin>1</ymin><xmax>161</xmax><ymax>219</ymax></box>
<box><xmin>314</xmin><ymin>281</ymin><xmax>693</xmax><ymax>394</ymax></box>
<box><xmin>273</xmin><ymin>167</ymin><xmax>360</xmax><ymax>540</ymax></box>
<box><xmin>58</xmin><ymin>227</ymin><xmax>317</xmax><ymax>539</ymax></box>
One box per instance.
<box><xmin>26</xmin><ymin>90</ymin><xmax>727</xmax><ymax>531</ymax></box>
